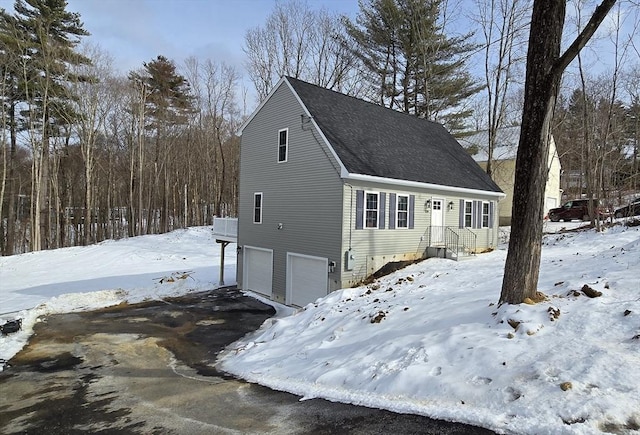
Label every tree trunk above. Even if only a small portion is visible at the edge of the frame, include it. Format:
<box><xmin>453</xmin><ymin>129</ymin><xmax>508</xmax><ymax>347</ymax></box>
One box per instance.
<box><xmin>4</xmin><ymin>103</ymin><xmax>18</xmax><ymax>255</ymax></box>
<box><xmin>500</xmin><ymin>1</ymin><xmax>565</xmax><ymax>304</ymax></box>
<box><xmin>500</xmin><ymin>0</ymin><xmax>616</xmax><ymax>304</ymax></box>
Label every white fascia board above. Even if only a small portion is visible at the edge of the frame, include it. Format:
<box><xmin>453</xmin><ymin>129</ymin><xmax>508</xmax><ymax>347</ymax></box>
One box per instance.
<box><xmin>344</xmin><ymin>173</ymin><xmax>507</xmax><ymax>200</ymax></box>
<box><xmin>282</xmin><ymin>78</ymin><xmax>349</xmax><ymax>178</ymax></box>
<box><xmin>236</xmin><ymin>77</ymin><xmax>288</xmax><ymax>137</ymax></box>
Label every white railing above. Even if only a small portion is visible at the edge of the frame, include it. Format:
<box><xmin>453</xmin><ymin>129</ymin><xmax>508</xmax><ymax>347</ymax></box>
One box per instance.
<box><xmin>212</xmin><ymin>217</ymin><xmax>238</xmax><ymax>238</ymax></box>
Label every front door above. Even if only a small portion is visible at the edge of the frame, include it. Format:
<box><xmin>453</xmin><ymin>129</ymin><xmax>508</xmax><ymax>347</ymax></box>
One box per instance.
<box><xmin>431</xmin><ymin>198</ymin><xmax>445</xmax><ymax>245</ymax></box>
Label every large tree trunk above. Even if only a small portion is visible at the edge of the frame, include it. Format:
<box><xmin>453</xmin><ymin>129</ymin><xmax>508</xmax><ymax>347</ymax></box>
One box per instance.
<box><xmin>500</xmin><ymin>0</ymin><xmax>616</xmax><ymax>304</ymax></box>
<box><xmin>500</xmin><ymin>1</ymin><xmax>565</xmax><ymax>304</ymax></box>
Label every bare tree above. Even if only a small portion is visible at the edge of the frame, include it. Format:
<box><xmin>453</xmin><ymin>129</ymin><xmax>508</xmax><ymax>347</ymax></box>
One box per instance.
<box><xmin>473</xmin><ymin>0</ymin><xmax>529</xmax><ymax>177</ymax></box>
<box><xmin>183</xmin><ymin>57</ymin><xmax>240</xmax><ymax>219</ymax></box>
<box><xmin>500</xmin><ymin>0</ymin><xmax>616</xmax><ymax>305</ymax></box>
<box><xmin>70</xmin><ymin>44</ymin><xmax>115</xmax><ymax>244</ymax></box>
<box><xmin>624</xmin><ymin>67</ymin><xmax>640</xmax><ymax>192</ymax></box>
<box><xmin>244</xmin><ymin>0</ymin><xmax>357</xmax><ymax>101</ymax></box>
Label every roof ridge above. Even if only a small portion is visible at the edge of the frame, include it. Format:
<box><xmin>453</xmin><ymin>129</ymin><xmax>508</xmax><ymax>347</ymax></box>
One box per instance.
<box><xmin>284</xmin><ymin>75</ymin><xmax>443</xmax><ymax>127</ymax></box>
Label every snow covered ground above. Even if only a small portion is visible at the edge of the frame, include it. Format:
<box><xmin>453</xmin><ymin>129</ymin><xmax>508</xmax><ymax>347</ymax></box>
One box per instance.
<box><xmin>2</xmin><ymin>222</ymin><xmax>639</xmax><ymax>434</ymax></box>
<box><xmin>0</xmin><ymin>226</ymin><xmax>237</xmax><ymax>368</ymax></box>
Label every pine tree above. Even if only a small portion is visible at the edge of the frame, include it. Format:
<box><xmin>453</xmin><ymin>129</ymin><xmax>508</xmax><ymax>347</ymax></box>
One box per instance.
<box><xmin>14</xmin><ymin>0</ymin><xmax>91</xmax><ymax>136</ymax></box>
<box><xmin>128</xmin><ymin>55</ymin><xmax>194</xmax><ymax>233</ymax></box>
<box><xmin>0</xmin><ymin>9</ymin><xmax>28</xmax><ymax>255</ymax></box>
<box><xmin>344</xmin><ymin>0</ymin><xmax>480</xmax><ymax>131</ymax></box>
<box><xmin>1</xmin><ymin>0</ymin><xmax>90</xmax><ymax>252</ymax></box>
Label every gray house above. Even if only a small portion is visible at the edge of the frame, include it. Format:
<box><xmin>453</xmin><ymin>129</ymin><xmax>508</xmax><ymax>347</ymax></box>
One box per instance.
<box><xmin>237</xmin><ymin>76</ymin><xmax>504</xmax><ymax>307</ymax></box>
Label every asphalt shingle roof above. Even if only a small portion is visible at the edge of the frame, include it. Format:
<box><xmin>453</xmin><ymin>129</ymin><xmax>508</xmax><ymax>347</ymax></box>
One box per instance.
<box><xmin>286</xmin><ymin>77</ymin><xmax>502</xmax><ymax>193</ymax></box>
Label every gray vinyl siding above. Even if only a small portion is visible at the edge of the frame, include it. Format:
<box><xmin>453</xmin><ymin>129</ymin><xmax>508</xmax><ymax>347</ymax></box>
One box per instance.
<box><xmin>339</xmin><ymin>180</ymin><xmax>500</xmax><ymax>287</ymax></box>
<box><xmin>238</xmin><ymin>83</ymin><xmax>344</xmax><ymax>304</ymax></box>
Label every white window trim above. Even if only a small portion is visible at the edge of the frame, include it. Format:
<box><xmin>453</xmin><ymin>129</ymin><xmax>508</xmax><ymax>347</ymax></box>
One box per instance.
<box><xmin>464</xmin><ymin>200</ymin><xmax>473</xmax><ymax>228</ymax></box>
<box><xmin>278</xmin><ymin>128</ymin><xmax>288</xmax><ymax>163</ymax></box>
<box><xmin>396</xmin><ymin>194</ymin><xmax>409</xmax><ymax>229</ymax></box>
<box><xmin>253</xmin><ymin>192</ymin><xmax>263</xmax><ymax>224</ymax></box>
<box><xmin>482</xmin><ymin>201</ymin><xmax>490</xmax><ymax>228</ymax></box>
<box><xmin>364</xmin><ymin>191</ymin><xmax>380</xmax><ymax>229</ymax></box>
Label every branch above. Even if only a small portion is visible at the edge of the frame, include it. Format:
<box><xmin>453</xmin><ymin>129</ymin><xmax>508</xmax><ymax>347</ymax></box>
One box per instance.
<box><xmin>552</xmin><ymin>0</ymin><xmax>617</xmax><ymax>76</ymax></box>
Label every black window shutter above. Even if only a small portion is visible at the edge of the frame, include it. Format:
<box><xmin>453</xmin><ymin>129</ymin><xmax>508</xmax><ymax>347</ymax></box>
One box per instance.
<box><xmin>474</xmin><ymin>200</ymin><xmax>481</xmax><ymax>229</ymax></box>
<box><xmin>356</xmin><ymin>190</ymin><xmax>364</xmax><ymax>229</ymax></box>
<box><xmin>409</xmin><ymin>195</ymin><xmax>415</xmax><ymax>229</ymax></box>
<box><xmin>389</xmin><ymin>193</ymin><xmax>396</xmax><ymax>229</ymax></box>
<box><xmin>459</xmin><ymin>199</ymin><xmax>465</xmax><ymax>228</ymax></box>
<box><xmin>379</xmin><ymin>193</ymin><xmax>386</xmax><ymax>229</ymax></box>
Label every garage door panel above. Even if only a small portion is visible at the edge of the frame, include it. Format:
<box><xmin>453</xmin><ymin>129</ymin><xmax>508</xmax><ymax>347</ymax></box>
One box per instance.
<box><xmin>244</xmin><ymin>247</ymin><xmax>272</xmax><ymax>297</ymax></box>
<box><xmin>287</xmin><ymin>253</ymin><xmax>328</xmax><ymax>307</ymax></box>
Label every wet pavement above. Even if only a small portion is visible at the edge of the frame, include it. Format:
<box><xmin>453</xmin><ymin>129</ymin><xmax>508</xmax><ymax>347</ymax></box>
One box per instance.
<box><xmin>0</xmin><ymin>287</ymin><xmax>495</xmax><ymax>434</ymax></box>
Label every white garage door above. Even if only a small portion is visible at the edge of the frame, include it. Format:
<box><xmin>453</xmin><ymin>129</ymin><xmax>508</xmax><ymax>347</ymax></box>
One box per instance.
<box><xmin>287</xmin><ymin>253</ymin><xmax>328</xmax><ymax>307</ymax></box>
<box><xmin>243</xmin><ymin>246</ymin><xmax>273</xmax><ymax>297</ymax></box>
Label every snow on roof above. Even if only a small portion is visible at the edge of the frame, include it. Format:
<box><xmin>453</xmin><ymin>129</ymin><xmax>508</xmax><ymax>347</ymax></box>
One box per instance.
<box><xmin>460</xmin><ymin>125</ymin><xmax>522</xmax><ymax>162</ymax></box>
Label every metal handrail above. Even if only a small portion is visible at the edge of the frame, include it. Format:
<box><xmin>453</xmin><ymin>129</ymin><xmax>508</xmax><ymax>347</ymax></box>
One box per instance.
<box><xmin>445</xmin><ymin>227</ymin><xmax>459</xmax><ymax>257</ymax></box>
<box><xmin>427</xmin><ymin>226</ymin><xmax>477</xmax><ymax>260</ymax></box>
<box><xmin>460</xmin><ymin>227</ymin><xmax>477</xmax><ymax>256</ymax></box>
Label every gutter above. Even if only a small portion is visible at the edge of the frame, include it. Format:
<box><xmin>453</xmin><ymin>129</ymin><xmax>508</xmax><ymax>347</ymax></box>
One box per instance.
<box><xmin>344</xmin><ymin>173</ymin><xmax>506</xmax><ymax>200</ymax></box>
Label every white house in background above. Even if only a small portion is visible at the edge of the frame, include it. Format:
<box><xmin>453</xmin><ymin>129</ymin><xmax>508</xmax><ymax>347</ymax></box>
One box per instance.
<box><xmin>460</xmin><ymin>126</ymin><xmax>562</xmax><ymax>226</ymax></box>
<box><xmin>236</xmin><ymin>76</ymin><xmax>504</xmax><ymax>307</ymax></box>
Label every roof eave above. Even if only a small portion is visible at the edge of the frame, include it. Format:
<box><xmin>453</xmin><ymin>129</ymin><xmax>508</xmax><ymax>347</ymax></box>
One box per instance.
<box><xmin>343</xmin><ymin>173</ymin><xmax>506</xmax><ymax>199</ymax></box>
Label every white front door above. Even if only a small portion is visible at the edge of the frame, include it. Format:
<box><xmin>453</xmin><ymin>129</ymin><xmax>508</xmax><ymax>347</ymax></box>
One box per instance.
<box><xmin>431</xmin><ymin>198</ymin><xmax>445</xmax><ymax>245</ymax></box>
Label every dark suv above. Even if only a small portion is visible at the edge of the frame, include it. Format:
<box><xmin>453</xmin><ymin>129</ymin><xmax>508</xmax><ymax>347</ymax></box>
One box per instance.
<box><xmin>548</xmin><ymin>199</ymin><xmax>609</xmax><ymax>222</ymax></box>
<box><xmin>614</xmin><ymin>197</ymin><xmax>640</xmax><ymax>218</ymax></box>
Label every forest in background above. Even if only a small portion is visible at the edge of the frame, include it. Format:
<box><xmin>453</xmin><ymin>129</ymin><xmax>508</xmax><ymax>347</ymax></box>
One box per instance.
<box><xmin>1</xmin><ymin>0</ymin><xmax>638</xmax><ymax>256</ymax></box>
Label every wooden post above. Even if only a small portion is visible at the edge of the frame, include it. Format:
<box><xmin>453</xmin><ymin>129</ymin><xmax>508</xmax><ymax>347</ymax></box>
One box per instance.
<box><xmin>217</xmin><ymin>240</ymin><xmax>230</xmax><ymax>286</ymax></box>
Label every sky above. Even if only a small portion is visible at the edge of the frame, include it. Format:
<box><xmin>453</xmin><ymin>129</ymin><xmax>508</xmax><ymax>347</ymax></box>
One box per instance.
<box><xmin>1</xmin><ymin>219</ymin><xmax>640</xmax><ymax>434</ymax></box>
<box><xmin>1</xmin><ymin>0</ymin><xmax>635</xmax><ymax>108</ymax></box>
<box><xmin>63</xmin><ymin>0</ymin><xmax>360</xmax><ymax>75</ymax></box>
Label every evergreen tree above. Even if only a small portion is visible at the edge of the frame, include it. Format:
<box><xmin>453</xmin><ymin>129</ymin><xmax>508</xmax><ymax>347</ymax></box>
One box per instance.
<box><xmin>1</xmin><ymin>0</ymin><xmax>90</xmax><ymax>252</ymax></box>
<box><xmin>0</xmin><ymin>9</ymin><xmax>29</xmax><ymax>255</ymax></box>
<box><xmin>14</xmin><ymin>0</ymin><xmax>91</xmax><ymax>136</ymax></box>
<box><xmin>344</xmin><ymin>0</ymin><xmax>480</xmax><ymax>131</ymax></box>
<box><xmin>128</xmin><ymin>55</ymin><xmax>194</xmax><ymax>233</ymax></box>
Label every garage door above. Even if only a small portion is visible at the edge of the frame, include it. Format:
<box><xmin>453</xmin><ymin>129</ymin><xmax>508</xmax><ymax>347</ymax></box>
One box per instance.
<box><xmin>243</xmin><ymin>246</ymin><xmax>273</xmax><ymax>297</ymax></box>
<box><xmin>287</xmin><ymin>253</ymin><xmax>328</xmax><ymax>307</ymax></box>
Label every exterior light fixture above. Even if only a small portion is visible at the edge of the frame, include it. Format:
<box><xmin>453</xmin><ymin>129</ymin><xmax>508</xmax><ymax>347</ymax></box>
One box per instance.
<box><xmin>425</xmin><ymin>199</ymin><xmax>431</xmax><ymax>211</ymax></box>
<box><xmin>448</xmin><ymin>201</ymin><xmax>455</xmax><ymax>211</ymax></box>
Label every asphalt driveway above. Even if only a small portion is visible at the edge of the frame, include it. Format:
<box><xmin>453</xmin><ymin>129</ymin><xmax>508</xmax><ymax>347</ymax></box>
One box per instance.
<box><xmin>0</xmin><ymin>287</ymin><xmax>494</xmax><ymax>434</ymax></box>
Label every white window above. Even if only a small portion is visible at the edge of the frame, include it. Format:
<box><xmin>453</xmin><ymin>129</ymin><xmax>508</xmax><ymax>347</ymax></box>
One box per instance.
<box><xmin>253</xmin><ymin>193</ymin><xmax>263</xmax><ymax>224</ymax></box>
<box><xmin>482</xmin><ymin>202</ymin><xmax>490</xmax><ymax>228</ymax></box>
<box><xmin>464</xmin><ymin>201</ymin><xmax>473</xmax><ymax>228</ymax></box>
<box><xmin>365</xmin><ymin>192</ymin><xmax>379</xmax><ymax>228</ymax></box>
<box><xmin>278</xmin><ymin>128</ymin><xmax>288</xmax><ymax>162</ymax></box>
<box><xmin>397</xmin><ymin>195</ymin><xmax>409</xmax><ymax>228</ymax></box>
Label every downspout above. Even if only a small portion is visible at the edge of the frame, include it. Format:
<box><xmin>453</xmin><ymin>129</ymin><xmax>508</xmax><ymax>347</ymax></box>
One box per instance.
<box><xmin>349</xmin><ymin>185</ymin><xmax>352</xmax><ymax>250</ymax></box>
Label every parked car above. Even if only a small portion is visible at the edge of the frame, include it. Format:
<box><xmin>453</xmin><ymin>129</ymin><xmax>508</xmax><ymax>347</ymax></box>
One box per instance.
<box><xmin>548</xmin><ymin>199</ymin><xmax>609</xmax><ymax>222</ymax></box>
<box><xmin>614</xmin><ymin>197</ymin><xmax>640</xmax><ymax>218</ymax></box>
